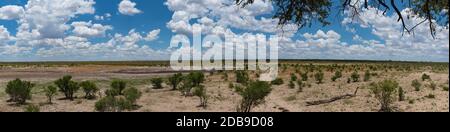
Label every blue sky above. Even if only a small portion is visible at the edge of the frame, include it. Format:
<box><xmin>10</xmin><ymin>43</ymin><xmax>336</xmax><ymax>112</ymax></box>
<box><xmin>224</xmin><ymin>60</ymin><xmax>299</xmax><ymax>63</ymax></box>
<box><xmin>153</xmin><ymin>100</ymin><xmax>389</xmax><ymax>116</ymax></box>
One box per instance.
<box><xmin>0</xmin><ymin>0</ymin><xmax>448</xmax><ymax>62</ymax></box>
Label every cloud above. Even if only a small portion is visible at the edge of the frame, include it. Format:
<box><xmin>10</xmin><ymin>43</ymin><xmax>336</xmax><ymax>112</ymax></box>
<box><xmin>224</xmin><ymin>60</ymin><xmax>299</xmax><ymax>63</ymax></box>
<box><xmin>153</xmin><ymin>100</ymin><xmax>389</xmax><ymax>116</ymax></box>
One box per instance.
<box><xmin>145</xmin><ymin>29</ymin><xmax>161</xmax><ymax>41</ymax></box>
<box><xmin>118</xmin><ymin>0</ymin><xmax>142</xmax><ymax>16</ymax></box>
<box><xmin>71</xmin><ymin>21</ymin><xmax>113</xmax><ymax>38</ymax></box>
<box><xmin>0</xmin><ymin>26</ymin><xmax>12</xmax><ymax>42</ymax></box>
<box><xmin>94</xmin><ymin>13</ymin><xmax>112</xmax><ymax>20</ymax></box>
<box><xmin>0</xmin><ymin>5</ymin><xmax>24</xmax><ymax>20</ymax></box>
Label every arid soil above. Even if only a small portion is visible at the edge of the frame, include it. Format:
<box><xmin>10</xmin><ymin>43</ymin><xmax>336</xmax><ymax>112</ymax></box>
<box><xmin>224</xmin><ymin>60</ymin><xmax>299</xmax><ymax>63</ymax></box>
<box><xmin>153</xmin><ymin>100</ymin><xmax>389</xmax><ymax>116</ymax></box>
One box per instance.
<box><xmin>0</xmin><ymin>63</ymin><xmax>448</xmax><ymax>112</ymax></box>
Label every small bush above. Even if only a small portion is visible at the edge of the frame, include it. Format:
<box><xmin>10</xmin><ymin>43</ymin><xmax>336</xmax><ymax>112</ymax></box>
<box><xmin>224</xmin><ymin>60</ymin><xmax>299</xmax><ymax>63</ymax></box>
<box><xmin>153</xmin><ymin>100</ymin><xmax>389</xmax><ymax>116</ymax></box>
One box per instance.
<box><xmin>151</xmin><ymin>78</ymin><xmax>163</xmax><ymax>89</ymax></box>
<box><xmin>331</xmin><ymin>71</ymin><xmax>342</xmax><ymax>82</ymax></box>
<box><xmin>168</xmin><ymin>73</ymin><xmax>183</xmax><ymax>90</ymax></box>
<box><xmin>347</xmin><ymin>78</ymin><xmax>351</xmax><ymax>84</ymax></box>
<box><xmin>5</xmin><ymin>79</ymin><xmax>34</xmax><ymax>104</ymax></box>
<box><xmin>123</xmin><ymin>87</ymin><xmax>142</xmax><ymax>105</ymax></box>
<box><xmin>80</xmin><ymin>81</ymin><xmax>99</xmax><ymax>99</ymax></box>
<box><xmin>314</xmin><ymin>71</ymin><xmax>324</xmax><ymax>84</ymax></box>
<box><xmin>351</xmin><ymin>71</ymin><xmax>360</xmax><ymax>82</ymax></box>
<box><xmin>188</xmin><ymin>71</ymin><xmax>205</xmax><ymax>87</ymax></box>
<box><xmin>95</xmin><ymin>96</ymin><xmax>132</xmax><ymax>112</ymax></box>
<box><xmin>111</xmin><ymin>80</ymin><xmax>126</xmax><ymax>95</ymax></box>
<box><xmin>235</xmin><ymin>71</ymin><xmax>249</xmax><ymax>84</ymax></box>
<box><xmin>44</xmin><ymin>86</ymin><xmax>57</xmax><ymax>104</ymax></box>
<box><xmin>271</xmin><ymin>78</ymin><xmax>284</xmax><ymax>85</ymax></box>
<box><xmin>443</xmin><ymin>85</ymin><xmax>449</xmax><ymax>91</ymax></box>
<box><xmin>236</xmin><ymin>81</ymin><xmax>272</xmax><ymax>112</ymax></box>
<box><xmin>422</xmin><ymin>73</ymin><xmax>431</xmax><ymax>81</ymax></box>
<box><xmin>290</xmin><ymin>73</ymin><xmax>297</xmax><ymax>82</ymax></box>
<box><xmin>297</xmin><ymin>80</ymin><xmax>303</xmax><ymax>92</ymax></box>
<box><xmin>425</xmin><ymin>94</ymin><xmax>435</xmax><ymax>99</ymax></box>
<box><xmin>364</xmin><ymin>70</ymin><xmax>371</xmax><ymax>82</ymax></box>
<box><xmin>369</xmin><ymin>79</ymin><xmax>399</xmax><ymax>112</ymax></box>
<box><xmin>300</xmin><ymin>72</ymin><xmax>308</xmax><ymax>81</ymax></box>
<box><xmin>55</xmin><ymin>75</ymin><xmax>79</xmax><ymax>101</ymax></box>
<box><xmin>411</xmin><ymin>79</ymin><xmax>421</xmax><ymax>91</ymax></box>
<box><xmin>398</xmin><ymin>87</ymin><xmax>405</xmax><ymax>102</ymax></box>
<box><xmin>288</xmin><ymin>81</ymin><xmax>295</xmax><ymax>89</ymax></box>
<box><xmin>24</xmin><ymin>104</ymin><xmax>40</xmax><ymax>112</ymax></box>
<box><xmin>193</xmin><ymin>85</ymin><xmax>208</xmax><ymax>108</ymax></box>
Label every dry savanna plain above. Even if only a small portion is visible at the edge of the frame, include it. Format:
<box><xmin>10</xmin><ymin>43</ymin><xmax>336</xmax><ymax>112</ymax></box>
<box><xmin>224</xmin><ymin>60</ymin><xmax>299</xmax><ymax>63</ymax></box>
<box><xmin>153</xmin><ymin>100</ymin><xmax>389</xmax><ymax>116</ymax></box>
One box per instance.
<box><xmin>0</xmin><ymin>60</ymin><xmax>448</xmax><ymax>112</ymax></box>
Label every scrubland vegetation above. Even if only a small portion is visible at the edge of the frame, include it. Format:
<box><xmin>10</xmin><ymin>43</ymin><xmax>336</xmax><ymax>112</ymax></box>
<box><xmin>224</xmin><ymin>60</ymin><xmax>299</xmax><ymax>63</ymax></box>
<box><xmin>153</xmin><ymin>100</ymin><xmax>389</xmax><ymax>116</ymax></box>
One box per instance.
<box><xmin>0</xmin><ymin>60</ymin><xmax>448</xmax><ymax>112</ymax></box>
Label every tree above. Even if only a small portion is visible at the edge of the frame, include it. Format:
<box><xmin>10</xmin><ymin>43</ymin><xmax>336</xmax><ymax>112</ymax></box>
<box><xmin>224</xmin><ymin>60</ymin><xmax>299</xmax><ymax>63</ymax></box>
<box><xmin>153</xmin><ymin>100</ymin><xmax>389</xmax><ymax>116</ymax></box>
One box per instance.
<box><xmin>5</xmin><ymin>79</ymin><xmax>34</xmax><ymax>104</ymax></box>
<box><xmin>55</xmin><ymin>75</ymin><xmax>80</xmax><ymax>101</ymax></box>
<box><xmin>236</xmin><ymin>0</ymin><xmax>449</xmax><ymax>38</ymax></box>
<box><xmin>351</xmin><ymin>71</ymin><xmax>360</xmax><ymax>82</ymax></box>
<box><xmin>236</xmin><ymin>81</ymin><xmax>272</xmax><ymax>112</ymax></box>
<box><xmin>44</xmin><ymin>86</ymin><xmax>57</xmax><ymax>104</ymax></box>
<box><xmin>364</xmin><ymin>70</ymin><xmax>371</xmax><ymax>82</ymax></box>
<box><xmin>235</xmin><ymin>70</ymin><xmax>249</xmax><ymax>84</ymax></box>
<box><xmin>168</xmin><ymin>73</ymin><xmax>183</xmax><ymax>90</ymax></box>
<box><xmin>80</xmin><ymin>81</ymin><xmax>99</xmax><ymax>99</ymax></box>
<box><xmin>151</xmin><ymin>78</ymin><xmax>163</xmax><ymax>89</ymax></box>
<box><xmin>411</xmin><ymin>79</ymin><xmax>422</xmax><ymax>91</ymax></box>
<box><xmin>369</xmin><ymin>79</ymin><xmax>399</xmax><ymax>112</ymax></box>
<box><xmin>314</xmin><ymin>70</ymin><xmax>324</xmax><ymax>84</ymax></box>
<box><xmin>111</xmin><ymin>80</ymin><xmax>126</xmax><ymax>95</ymax></box>
<box><xmin>193</xmin><ymin>85</ymin><xmax>208</xmax><ymax>108</ymax></box>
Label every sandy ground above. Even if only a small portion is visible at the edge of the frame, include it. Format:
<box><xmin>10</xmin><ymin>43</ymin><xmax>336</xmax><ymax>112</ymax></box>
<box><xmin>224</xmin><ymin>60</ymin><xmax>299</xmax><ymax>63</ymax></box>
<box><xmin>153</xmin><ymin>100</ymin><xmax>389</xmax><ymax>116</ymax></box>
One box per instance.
<box><xmin>0</xmin><ymin>64</ymin><xmax>448</xmax><ymax>112</ymax></box>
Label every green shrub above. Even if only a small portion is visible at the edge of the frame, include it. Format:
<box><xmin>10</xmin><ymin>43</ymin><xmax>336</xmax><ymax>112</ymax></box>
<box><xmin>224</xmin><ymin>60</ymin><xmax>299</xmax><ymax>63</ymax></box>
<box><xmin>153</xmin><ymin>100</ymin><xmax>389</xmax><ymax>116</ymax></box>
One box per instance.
<box><xmin>95</xmin><ymin>96</ymin><xmax>132</xmax><ymax>112</ymax></box>
<box><xmin>111</xmin><ymin>80</ymin><xmax>126</xmax><ymax>95</ymax></box>
<box><xmin>425</xmin><ymin>94</ymin><xmax>435</xmax><ymax>99</ymax></box>
<box><xmin>193</xmin><ymin>85</ymin><xmax>208</xmax><ymax>108</ymax></box>
<box><xmin>443</xmin><ymin>85</ymin><xmax>449</xmax><ymax>91</ymax></box>
<box><xmin>300</xmin><ymin>72</ymin><xmax>308</xmax><ymax>81</ymax></box>
<box><xmin>422</xmin><ymin>73</ymin><xmax>431</xmax><ymax>81</ymax></box>
<box><xmin>55</xmin><ymin>76</ymin><xmax>79</xmax><ymax>101</ymax></box>
<box><xmin>235</xmin><ymin>71</ymin><xmax>249</xmax><ymax>84</ymax></box>
<box><xmin>290</xmin><ymin>73</ymin><xmax>297</xmax><ymax>81</ymax></box>
<box><xmin>398</xmin><ymin>87</ymin><xmax>405</xmax><ymax>102</ymax></box>
<box><xmin>331</xmin><ymin>70</ymin><xmax>342</xmax><ymax>82</ymax></box>
<box><xmin>288</xmin><ymin>81</ymin><xmax>295</xmax><ymax>89</ymax></box>
<box><xmin>411</xmin><ymin>79</ymin><xmax>421</xmax><ymax>91</ymax></box>
<box><xmin>188</xmin><ymin>71</ymin><xmax>205</xmax><ymax>87</ymax></box>
<box><xmin>180</xmin><ymin>76</ymin><xmax>194</xmax><ymax>96</ymax></box>
<box><xmin>314</xmin><ymin>70</ymin><xmax>324</xmax><ymax>84</ymax></box>
<box><xmin>369</xmin><ymin>79</ymin><xmax>399</xmax><ymax>112</ymax></box>
<box><xmin>351</xmin><ymin>71</ymin><xmax>360</xmax><ymax>82</ymax></box>
<box><xmin>236</xmin><ymin>81</ymin><xmax>272</xmax><ymax>112</ymax></box>
<box><xmin>364</xmin><ymin>70</ymin><xmax>371</xmax><ymax>82</ymax></box>
<box><xmin>24</xmin><ymin>104</ymin><xmax>40</xmax><ymax>112</ymax></box>
<box><xmin>44</xmin><ymin>86</ymin><xmax>57</xmax><ymax>104</ymax></box>
<box><xmin>168</xmin><ymin>73</ymin><xmax>183</xmax><ymax>90</ymax></box>
<box><xmin>6</xmin><ymin>79</ymin><xmax>34</xmax><ymax>104</ymax></box>
<box><xmin>347</xmin><ymin>78</ymin><xmax>351</xmax><ymax>84</ymax></box>
<box><xmin>297</xmin><ymin>80</ymin><xmax>303</xmax><ymax>92</ymax></box>
<box><xmin>80</xmin><ymin>81</ymin><xmax>99</xmax><ymax>99</ymax></box>
<box><xmin>271</xmin><ymin>78</ymin><xmax>284</xmax><ymax>85</ymax></box>
<box><xmin>123</xmin><ymin>87</ymin><xmax>142</xmax><ymax>105</ymax></box>
<box><xmin>151</xmin><ymin>78</ymin><xmax>163</xmax><ymax>89</ymax></box>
